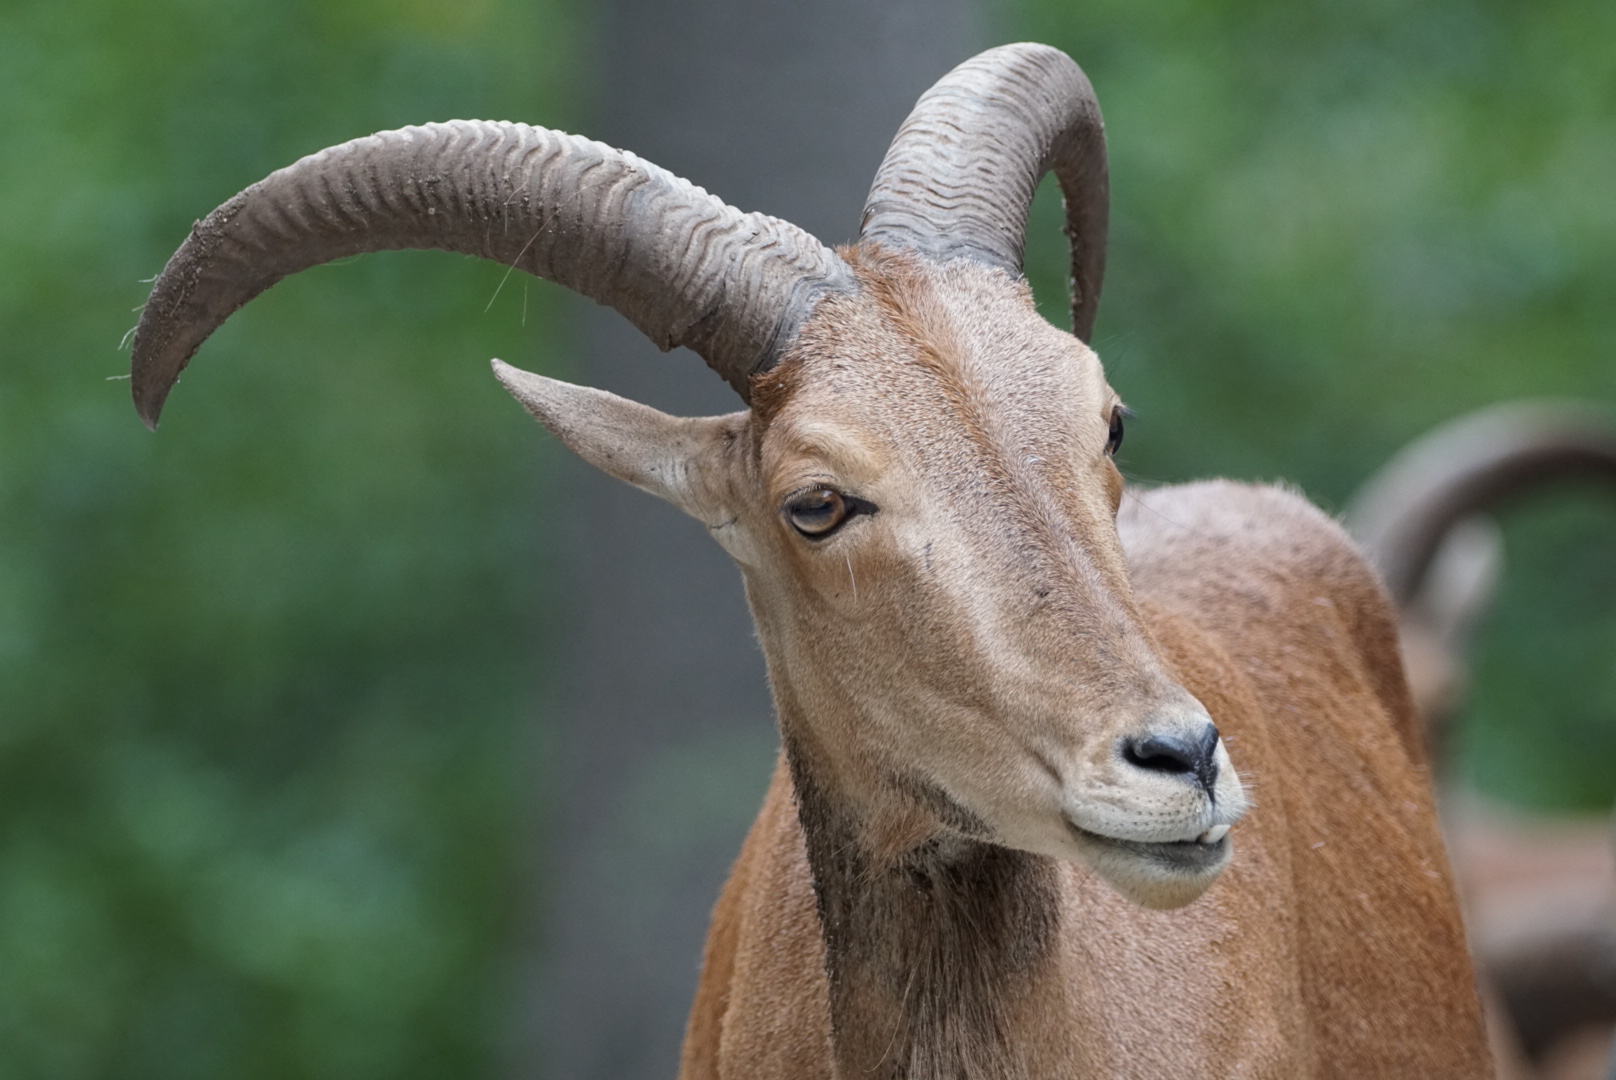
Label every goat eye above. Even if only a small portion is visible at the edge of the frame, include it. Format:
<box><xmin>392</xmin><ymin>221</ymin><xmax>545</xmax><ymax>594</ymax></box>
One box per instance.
<box><xmin>785</xmin><ymin>488</ymin><xmax>864</xmax><ymax>538</ymax></box>
<box><xmin>1106</xmin><ymin>407</ymin><xmax>1127</xmax><ymax>456</ymax></box>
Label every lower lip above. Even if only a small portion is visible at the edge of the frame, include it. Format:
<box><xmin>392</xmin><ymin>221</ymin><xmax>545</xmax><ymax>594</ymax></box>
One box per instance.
<box><xmin>1071</xmin><ymin>826</ymin><xmax>1231</xmax><ymax>872</ymax></box>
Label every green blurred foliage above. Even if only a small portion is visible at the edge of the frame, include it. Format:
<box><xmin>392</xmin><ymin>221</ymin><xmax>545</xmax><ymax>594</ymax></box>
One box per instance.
<box><xmin>1016</xmin><ymin>0</ymin><xmax>1616</xmax><ymax>811</ymax></box>
<box><xmin>1465</xmin><ymin>494</ymin><xmax>1616</xmax><ymax>807</ymax></box>
<box><xmin>0</xmin><ymin>0</ymin><xmax>580</xmax><ymax>1075</ymax></box>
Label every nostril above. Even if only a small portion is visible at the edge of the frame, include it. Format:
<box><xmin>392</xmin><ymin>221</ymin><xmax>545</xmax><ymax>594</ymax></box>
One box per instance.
<box><xmin>1123</xmin><ymin>734</ymin><xmax>1198</xmax><ymax>775</ymax></box>
<box><xmin>1122</xmin><ymin>724</ymin><xmax>1221</xmax><ymax>795</ymax></box>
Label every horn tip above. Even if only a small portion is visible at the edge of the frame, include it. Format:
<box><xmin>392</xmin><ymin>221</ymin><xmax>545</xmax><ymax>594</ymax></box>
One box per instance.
<box><xmin>133</xmin><ymin>380</ymin><xmax>167</xmax><ymax>431</ymax></box>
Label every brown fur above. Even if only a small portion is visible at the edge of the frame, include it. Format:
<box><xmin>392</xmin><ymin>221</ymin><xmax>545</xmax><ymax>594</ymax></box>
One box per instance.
<box><xmin>496</xmin><ymin>248</ymin><xmax>1492</xmax><ymax>1078</ymax></box>
<box><xmin>679</xmin><ymin>486</ymin><xmax>1489</xmax><ymax>1078</ymax></box>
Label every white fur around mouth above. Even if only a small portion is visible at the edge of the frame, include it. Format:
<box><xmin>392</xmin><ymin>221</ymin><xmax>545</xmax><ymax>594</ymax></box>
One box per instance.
<box><xmin>1067</xmin><ymin>821</ymin><xmax>1233</xmax><ymax>874</ymax></box>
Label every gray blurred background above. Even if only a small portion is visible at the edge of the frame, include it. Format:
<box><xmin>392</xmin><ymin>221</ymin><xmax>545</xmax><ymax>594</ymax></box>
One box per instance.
<box><xmin>1</xmin><ymin>0</ymin><xmax>1612</xmax><ymax>1076</ymax></box>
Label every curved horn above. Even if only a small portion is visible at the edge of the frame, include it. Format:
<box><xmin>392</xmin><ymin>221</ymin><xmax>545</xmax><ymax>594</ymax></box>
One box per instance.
<box><xmin>859</xmin><ymin>43</ymin><xmax>1108</xmax><ymax>342</ymax></box>
<box><xmin>1347</xmin><ymin>400</ymin><xmax>1616</xmax><ymax>603</ymax></box>
<box><xmin>131</xmin><ymin>120</ymin><xmax>853</xmax><ymax>425</ymax></box>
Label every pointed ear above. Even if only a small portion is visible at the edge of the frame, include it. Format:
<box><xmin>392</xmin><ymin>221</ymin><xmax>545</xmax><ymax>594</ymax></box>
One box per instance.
<box><xmin>491</xmin><ymin>359</ymin><xmax>741</xmax><ymax>520</ymax></box>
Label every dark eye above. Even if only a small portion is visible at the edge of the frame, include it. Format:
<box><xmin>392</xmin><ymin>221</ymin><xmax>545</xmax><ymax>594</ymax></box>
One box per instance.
<box><xmin>1106</xmin><ymin>406</ymin><xmax>1130</xmax><ymax>456</ymax></box>
<box><xmin>785</xmin><ymin>488</ymin><xmax>872</xmax><ymax>539</ymax></box>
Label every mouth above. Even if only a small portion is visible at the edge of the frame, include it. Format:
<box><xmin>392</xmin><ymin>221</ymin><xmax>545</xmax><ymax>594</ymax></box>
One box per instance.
<box><xmin>1068</xmin><ymin>821</ymin><xmax>1233</xmax><ymax>874</ymax></box>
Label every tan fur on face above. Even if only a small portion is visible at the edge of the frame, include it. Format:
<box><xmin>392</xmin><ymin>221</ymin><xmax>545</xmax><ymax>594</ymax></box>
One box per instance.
<box><xmin>741</xmin><ymin>250</ymin><xmax>1243</xmax><ymax>888</ymax></box>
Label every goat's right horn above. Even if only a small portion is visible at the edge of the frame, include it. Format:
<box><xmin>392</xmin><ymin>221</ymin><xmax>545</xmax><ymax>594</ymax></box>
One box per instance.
<box><xmin>860</xmin><ymin>43</ymin><xmax>1108</xmax><ymax>342</ymax></box>
<box><xmin>131</xmin><ymin>120</ymin><xmax>853</xmax><ymax>425</ymax></box>
<box><xmin>1348</xmin><ymin>400</ymin><xmax>1616</xmax><ymax>603</ymax></box>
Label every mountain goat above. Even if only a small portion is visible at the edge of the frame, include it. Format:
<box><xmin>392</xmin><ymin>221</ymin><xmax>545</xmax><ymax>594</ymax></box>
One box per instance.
<box><xmin>131</xmin><ymin>42</ymin><xmax>1491</xmax><ymax>1079</ymax></box>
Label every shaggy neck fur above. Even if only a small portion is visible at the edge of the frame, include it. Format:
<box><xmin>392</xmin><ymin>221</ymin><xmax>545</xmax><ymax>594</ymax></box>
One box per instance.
<box><xmin>785</xmin><ymin>734</ymin><xmax>1064</xmax><ymax>1080</ymax></box>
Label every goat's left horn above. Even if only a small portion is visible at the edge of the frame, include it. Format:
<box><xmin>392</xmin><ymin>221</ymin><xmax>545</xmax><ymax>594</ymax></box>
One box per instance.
<box><xmin>859</xmin><ymin>43</ymin><xmax>1109</xmax><ymax>342</ymax></box>
<box><xmin>129</xmin><ymin>120</ymin><xmax>853</xmax><ymax>426</ymax></box>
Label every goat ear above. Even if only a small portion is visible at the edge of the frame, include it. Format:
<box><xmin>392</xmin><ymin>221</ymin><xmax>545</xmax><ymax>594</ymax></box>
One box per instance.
<box><xmin>491</xmin><ymin>359</ymin><xmax>737</xmax><ymax>519</ymax></box>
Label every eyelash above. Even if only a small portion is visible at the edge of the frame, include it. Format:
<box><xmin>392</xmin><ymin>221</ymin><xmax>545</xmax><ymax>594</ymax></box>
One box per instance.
<box><xmin>1107</xmin><ymin>405</ymin><xmax>1134</xmax><ymax>456</ymax></box>
<box><xmin>783</xmin><ymin>487</ymin><xmax>878</xmax><ymax>539</ymax></box>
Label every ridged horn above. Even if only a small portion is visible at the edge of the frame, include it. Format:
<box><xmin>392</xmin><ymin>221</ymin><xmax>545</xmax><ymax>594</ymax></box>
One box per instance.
<box><xmin>1347</xmin><ymin>400</ymin><xmax>1616</xmax><ymax>603</ymax></box>
<box><xmin>130</xmin><ymin>120</ymin><xmax>854</xmax><ymax>425</ymax></box>
<box><xmin>860</xmin><ymin>43</ymin><xmax>1108</xmax><ymax>342</ymax></box>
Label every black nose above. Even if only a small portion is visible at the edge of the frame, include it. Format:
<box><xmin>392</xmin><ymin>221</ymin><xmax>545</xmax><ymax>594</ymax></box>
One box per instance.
<box><xmin>1122</xmin><ymin>724</ymin><xmax>1221</xmax><ymax>796</ymax></box>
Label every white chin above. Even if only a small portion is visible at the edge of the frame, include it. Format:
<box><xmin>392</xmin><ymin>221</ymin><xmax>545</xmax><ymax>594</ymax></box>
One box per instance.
<box><xmin>1073</xmin><ymin>828</ymin><xmax>1234</xmax><ymax>910</ymax></box>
